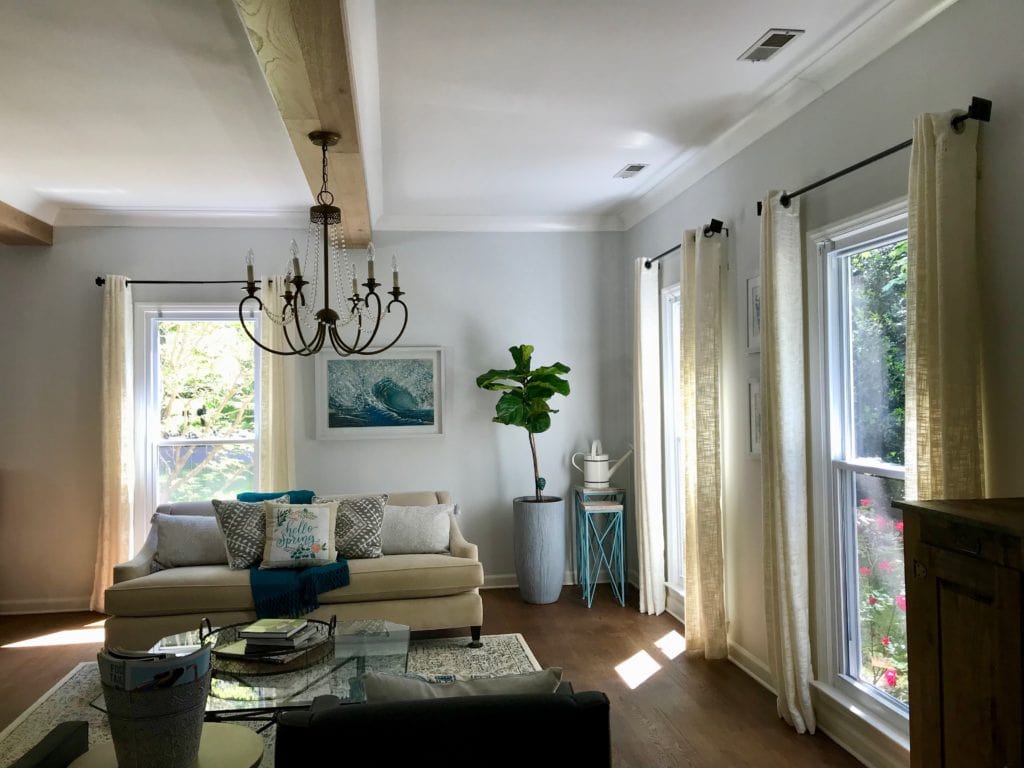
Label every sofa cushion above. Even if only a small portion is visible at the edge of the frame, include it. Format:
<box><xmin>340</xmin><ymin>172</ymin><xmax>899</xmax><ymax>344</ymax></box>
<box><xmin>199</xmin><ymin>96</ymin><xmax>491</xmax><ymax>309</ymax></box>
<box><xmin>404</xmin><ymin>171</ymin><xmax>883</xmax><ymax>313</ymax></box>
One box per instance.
<box><xmin>315</xmin><ymin>494</ymin><xmax>387</xmax><ymax>559</ymax></box>
<box><xmin>211</xmin><ymin>497</ymin><xmax>287</xmax><ymax>569</ymax></box>
<box><xmin>151</xmin><ymin>514</ymin><xmax>227</xmax><ymax>571</ymax></box>
<box><xmin>381</xmin><ymin>504</ymin><xmax>452</xmax><ymax>555</ymax></box>
<box><xmin>104</xmin><ymin>554</ymin><xmax>484</xmax><ymax>617</ymax></box>
<box><xmin>362</xmin><ymin>668</ymin><xmax>563</xmax><ymax>702</ymax></box>
<box><xmin>260</xmin><ymin>502</ymin><xmax>337</xmax><ymax>568</ymax></box>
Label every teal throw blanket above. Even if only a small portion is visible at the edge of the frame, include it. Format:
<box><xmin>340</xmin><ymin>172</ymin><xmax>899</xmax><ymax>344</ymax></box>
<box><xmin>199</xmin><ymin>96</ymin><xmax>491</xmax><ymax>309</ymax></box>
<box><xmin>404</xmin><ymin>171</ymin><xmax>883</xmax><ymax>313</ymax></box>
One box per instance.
<box><xmin>249</xmin><ymin>560</ymin><xmax>350</xmax><ymax>619</ymax></box>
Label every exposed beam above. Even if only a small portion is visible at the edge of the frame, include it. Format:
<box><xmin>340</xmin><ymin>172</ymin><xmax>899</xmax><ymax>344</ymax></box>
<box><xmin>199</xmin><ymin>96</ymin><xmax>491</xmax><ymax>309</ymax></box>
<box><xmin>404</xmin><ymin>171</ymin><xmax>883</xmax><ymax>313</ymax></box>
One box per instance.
<box><xmin>233</xmin><ymin>0</ymin><xmax>371</xmax><ymax>248</ymax></box>
<box><xmin>0</xmin><ymin>200</ymin><xmax>52</xmax><ymax>246</ymax></box>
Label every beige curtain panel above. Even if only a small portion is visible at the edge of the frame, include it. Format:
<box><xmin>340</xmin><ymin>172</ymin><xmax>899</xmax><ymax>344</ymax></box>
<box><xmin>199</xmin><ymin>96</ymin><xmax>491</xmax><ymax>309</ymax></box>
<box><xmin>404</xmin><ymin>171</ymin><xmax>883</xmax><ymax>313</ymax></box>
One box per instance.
<box><xmin>680</xmin><ymin>229</ymin><xmax>727</xmax><ymax>659</ymax></box>
<box><xmin>258</xmin><ymin>275</ymin><xmax>296</xmax><ymax>491</ymax></box>
<box><xmin>905</xmin><ymin>112</ymin><xmax>986</xmax><ymax>500</ymax></box>
<box><xmin>91</xmin><ymin>275</ymin><xmax>134</xmax><ymax>612</ymax></box>
<box><xmin>760</xmin><ymin>193</ymin><xmax>816</xmax><ymax>734</ymax></box>
<box><xmin>632</xmin><ymin>258</ymin><xmax>666</xmax><ymax>616</ymax></box>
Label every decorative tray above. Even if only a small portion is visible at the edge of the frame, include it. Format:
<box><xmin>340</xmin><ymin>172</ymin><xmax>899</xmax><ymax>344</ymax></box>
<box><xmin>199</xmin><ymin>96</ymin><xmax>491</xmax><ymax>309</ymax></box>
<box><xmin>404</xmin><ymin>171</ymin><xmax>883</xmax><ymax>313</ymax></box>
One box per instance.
<box><xmin>200</xmin><ymin>616</ymin><xmax>336</xmax><ymax>675</ymax></box>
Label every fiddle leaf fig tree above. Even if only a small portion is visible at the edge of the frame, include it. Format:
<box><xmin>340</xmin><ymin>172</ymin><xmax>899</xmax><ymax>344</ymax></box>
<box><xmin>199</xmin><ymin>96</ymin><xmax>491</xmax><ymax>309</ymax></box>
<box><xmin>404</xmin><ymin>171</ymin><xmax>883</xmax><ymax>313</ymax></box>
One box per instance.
<box><xmin>476</xmin><ymin>344</ymin><xmax>571</xmax><ymax>502</ymax></box>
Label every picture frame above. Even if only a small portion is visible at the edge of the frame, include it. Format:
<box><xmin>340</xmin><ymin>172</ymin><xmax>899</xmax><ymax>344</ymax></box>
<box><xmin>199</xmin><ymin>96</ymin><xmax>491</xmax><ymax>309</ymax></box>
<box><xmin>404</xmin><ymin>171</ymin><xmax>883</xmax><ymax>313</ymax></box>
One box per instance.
<box><xmin>746</xmin><ymin>276</ymin><xmax>762</xmax><ymax>354</ymax></box>
<box><xmin>315</xmin><ymin>347</ymin><xmax>445</xmax><ymax>439</ymax></box>
<box><xmin>748</xmin><ymin>378</ymin><xmax>762</xmax><ymax>456</ymax></box>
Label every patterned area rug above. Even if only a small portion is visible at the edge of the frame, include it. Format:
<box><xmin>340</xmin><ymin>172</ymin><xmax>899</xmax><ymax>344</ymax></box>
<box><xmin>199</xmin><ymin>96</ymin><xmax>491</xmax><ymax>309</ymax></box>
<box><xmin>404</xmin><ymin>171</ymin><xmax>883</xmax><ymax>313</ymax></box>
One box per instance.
<box><xmin>0</xmin><ymin>634</ymin><xmax>540</xmax><ymax>768</ymax></box>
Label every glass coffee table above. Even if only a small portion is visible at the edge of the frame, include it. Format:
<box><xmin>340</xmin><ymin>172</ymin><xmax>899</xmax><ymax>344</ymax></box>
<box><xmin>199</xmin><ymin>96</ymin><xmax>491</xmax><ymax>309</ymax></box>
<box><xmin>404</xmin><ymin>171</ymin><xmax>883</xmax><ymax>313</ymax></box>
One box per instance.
<box><xmin>93</xmin><ymin>618</ymin><xmax>409</xmax><ymax>726</ymax></box>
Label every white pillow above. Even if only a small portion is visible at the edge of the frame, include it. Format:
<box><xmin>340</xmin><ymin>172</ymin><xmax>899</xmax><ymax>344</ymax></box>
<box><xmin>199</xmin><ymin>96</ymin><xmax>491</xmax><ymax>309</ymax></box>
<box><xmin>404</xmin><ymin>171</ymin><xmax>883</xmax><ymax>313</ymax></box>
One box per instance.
<box><xmin>151</xmin><ymin>513</ymin><xmax>227</xmax><ymax>571</ymax></box>
<box><xmin>381</xmin><ymin>503</ymin><xmax>453</xmax><ymax>555</ymax></box>
<box><xmin>260</xmin><ymin>502</ymin><xmax>337</xmax><ymax>568</ymax></box>
<box><xmin>362</xmin><ymin>668</ymin><xmax>563</xmax><ymax>702</ymax></box>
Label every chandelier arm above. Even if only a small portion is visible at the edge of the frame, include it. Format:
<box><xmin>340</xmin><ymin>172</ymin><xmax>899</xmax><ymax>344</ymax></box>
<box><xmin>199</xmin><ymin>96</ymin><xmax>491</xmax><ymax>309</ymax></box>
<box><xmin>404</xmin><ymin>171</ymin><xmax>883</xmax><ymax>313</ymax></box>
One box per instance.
<box><xmin>362</xmin><ymin>299</ymin><xmax>409</xmax><ymax>355</ymax></box>
<box><xmin>239</xmin><ymin>294</ymin><xmax>304</xmax><ymax>356</ymax></box>
<box><xmin>281</xmin><ymin>313</ymin><xmax>319</xmax><ymax>356</ymax></box>
<box><xmin>348</xmin><ymin>291</ymin><xmax>384</xmax><ymax>353</ymax></box>
<box><xmin>327</xmin><ymin>323</ymin><xmax>356</xmax><ymax>356</ymax></box>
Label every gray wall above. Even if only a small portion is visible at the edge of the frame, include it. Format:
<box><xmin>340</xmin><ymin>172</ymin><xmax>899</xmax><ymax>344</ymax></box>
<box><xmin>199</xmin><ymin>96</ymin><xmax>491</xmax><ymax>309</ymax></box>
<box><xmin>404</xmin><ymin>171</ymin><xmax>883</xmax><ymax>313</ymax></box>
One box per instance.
<box><xmin>0</xmin><ymin>226</ymin><xmax>629</xmax><ymax>611</ymax></box>
<box><xmin>625</xmin><ymin>0</ymin><xmax>1024</xmax><ymax>663</ymax></box>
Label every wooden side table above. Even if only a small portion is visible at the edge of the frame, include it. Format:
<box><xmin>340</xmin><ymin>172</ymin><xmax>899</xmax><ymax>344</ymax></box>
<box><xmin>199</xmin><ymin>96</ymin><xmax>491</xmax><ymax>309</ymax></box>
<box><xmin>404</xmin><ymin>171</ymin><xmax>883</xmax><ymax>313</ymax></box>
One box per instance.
<box><xmin>70</xmin><ymin>723</ymin><xmax>264</xmax><ymax>768</ymax></box>
<box><xmin>573</xmin><ymin>486</ymin><xmax>626</xmax><ymax>608</ymax></box>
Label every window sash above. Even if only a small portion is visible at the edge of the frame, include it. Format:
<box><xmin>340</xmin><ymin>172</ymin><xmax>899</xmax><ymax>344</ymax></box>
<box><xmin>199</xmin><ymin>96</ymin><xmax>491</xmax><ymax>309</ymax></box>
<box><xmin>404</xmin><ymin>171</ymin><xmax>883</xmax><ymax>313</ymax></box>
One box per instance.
<box><xmin>661</xmin><ymin>286</ymin><xmax>684</xmax><ymax>591</ymax></box>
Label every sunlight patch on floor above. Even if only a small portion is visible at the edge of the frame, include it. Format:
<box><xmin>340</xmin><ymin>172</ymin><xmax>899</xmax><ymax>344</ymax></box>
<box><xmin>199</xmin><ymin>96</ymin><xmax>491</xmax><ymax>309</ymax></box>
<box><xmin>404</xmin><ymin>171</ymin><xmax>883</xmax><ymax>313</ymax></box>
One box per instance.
<box><xmin>655</xmin><ymin>629</ymin><xmax>686</xmax><ymax>659</ymax></box>
<box><xmin>615</xmin><ymin>650</ymin><xmax>661</xmax><ymax>689</ymax></box>
<box><xmin>3</xmin><ymin>624</ymin><xmax>106</xmax><ymax>648</ymax></box>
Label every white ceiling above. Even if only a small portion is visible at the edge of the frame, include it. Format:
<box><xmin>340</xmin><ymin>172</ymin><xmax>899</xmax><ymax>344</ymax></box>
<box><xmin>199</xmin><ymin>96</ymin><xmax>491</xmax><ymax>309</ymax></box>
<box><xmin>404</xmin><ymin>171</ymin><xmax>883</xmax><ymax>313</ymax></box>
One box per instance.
<box><xmin>0</xmin><ymin>0</ymin><xmax>955</xmax><ymax>231</ymax></box>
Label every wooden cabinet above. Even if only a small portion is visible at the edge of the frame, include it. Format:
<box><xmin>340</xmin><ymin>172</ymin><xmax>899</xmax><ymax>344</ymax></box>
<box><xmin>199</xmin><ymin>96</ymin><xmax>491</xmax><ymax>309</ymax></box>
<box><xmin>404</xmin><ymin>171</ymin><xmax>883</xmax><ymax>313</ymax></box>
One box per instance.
<box><xmin>894</xmin><ymin>498</ymin><xmax>1024</xmax><ymax>768</ymax></box>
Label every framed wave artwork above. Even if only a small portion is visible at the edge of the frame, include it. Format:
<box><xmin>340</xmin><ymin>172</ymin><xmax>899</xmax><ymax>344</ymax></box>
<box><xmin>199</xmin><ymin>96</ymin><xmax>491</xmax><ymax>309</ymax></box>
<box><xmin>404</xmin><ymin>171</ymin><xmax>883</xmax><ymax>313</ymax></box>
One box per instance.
<box><xmin>315</xmin><ymin>347</ymin><xmax>445</xmax><ymax>439</ymax></box>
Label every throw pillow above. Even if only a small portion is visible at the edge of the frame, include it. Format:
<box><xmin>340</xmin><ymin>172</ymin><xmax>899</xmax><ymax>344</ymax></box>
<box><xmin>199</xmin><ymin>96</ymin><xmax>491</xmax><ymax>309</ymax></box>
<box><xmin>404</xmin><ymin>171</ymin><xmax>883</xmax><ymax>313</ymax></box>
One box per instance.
<box><xmin>212</xmin><ymin>496</ymin><xmax>287</xmax><ymax>569</ymax></box>
<box><xmin>260</xmin><ymin>502</ymin><xmax>338</xmax><ymax>568</ymax></box>
<box><xmin>237</xmin><ymin>489</ymin><xmax>316</xmax><ymax>505</ymax></box>
<box><xmin>314</xmin><ymin>494</ymin><xmax>388</xmax><ymax>559</ymax></box>
<box><xmin>151</xmin><ymin>514</ymin><xmax>227</xmax><ymax>571</ymax></box>
<box><xmin>361</xmin><ymin>668</ymin><xmax>563</xmax><ymax>702</ymax></box>
<box><xmin>380</xmin><ymin>503</ymin><xmax>453</xmax><ymax>554</ymax></box>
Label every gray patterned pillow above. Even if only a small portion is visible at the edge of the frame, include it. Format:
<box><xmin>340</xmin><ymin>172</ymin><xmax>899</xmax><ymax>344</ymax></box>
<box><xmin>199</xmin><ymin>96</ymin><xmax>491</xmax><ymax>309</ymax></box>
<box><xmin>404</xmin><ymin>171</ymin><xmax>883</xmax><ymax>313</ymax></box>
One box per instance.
<box><xmin>212</xmin><ymin>497</ymin><xmax>287</xmax><ymax>569</ymax></box>
<box><xmin>314</xmin><ymin>494</ymin><xmax>388</xmax><ymax>559</ymax></box>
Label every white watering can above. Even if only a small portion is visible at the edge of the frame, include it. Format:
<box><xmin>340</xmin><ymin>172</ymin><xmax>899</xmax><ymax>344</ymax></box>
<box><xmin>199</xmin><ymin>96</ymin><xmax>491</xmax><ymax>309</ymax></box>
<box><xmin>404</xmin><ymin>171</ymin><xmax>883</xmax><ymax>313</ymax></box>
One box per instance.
<box><xmin>571</xmin><ymin>440</ymin><xmax>632</xmax><ymax>489</ymax></box>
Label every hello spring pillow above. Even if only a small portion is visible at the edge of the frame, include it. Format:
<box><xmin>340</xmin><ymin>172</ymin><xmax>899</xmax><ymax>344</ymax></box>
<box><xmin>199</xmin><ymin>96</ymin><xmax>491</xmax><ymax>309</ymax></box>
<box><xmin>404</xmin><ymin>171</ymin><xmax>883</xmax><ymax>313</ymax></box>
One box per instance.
<box><xmin>260</xmin><ymin>502</ymin><xmax>338</xmax><ymax>568</ymax></box>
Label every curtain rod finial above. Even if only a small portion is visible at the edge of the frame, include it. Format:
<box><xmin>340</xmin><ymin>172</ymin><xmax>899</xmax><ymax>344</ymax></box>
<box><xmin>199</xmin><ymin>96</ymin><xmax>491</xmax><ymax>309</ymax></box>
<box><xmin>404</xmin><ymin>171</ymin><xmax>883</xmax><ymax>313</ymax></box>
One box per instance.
<box><xmin>95</xmin><ymin>276</ymin><xmax>106</xmax><ymax>286</ymax></box>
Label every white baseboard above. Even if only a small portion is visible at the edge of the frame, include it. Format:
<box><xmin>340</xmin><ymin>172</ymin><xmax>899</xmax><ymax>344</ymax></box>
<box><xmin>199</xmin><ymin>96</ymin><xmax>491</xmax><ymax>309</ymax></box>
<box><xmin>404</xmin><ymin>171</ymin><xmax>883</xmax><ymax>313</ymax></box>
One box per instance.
<box><xmin>727</xmin><ymin>640</ymin><xmax>775</xmax><ymax>694</ymax></box>
<box><xmin>666</xmin><ymin>585</ymin><xmax>684</xmax><ymax>624</ymax></box>
<box><xmin>0</xmin><ymin>596</ymin><xmax>92</xmax><ymax>615</ymax></box>
<box><xmin>482</xmin><ymin>570</ymin><xmax>579</xmax><ymax>590</ymax></box>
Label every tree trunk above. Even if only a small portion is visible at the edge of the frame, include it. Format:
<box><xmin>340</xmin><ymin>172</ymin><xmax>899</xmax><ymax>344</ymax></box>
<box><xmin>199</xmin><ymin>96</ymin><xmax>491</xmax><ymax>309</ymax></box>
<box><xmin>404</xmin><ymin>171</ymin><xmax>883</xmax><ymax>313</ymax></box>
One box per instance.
<box><xmin>529</xmin><ymin>431</ymin><xmax>541</xmax><ymax>501</ymax></box>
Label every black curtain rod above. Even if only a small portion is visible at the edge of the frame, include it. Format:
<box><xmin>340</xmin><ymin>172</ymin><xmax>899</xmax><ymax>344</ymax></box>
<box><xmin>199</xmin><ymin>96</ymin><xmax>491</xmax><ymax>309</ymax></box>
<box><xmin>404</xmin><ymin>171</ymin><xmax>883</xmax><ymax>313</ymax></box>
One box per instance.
<box><xmin>756</xmin><ymin>96</ymin><xmax>992</xmax><ymax>216</ymax></box>
<box><xmin>94</xmin><ymin>277</ymin><xmax>247</xmax><ymax>286</ymax></box>
<box><xmin>644</xmin><ymin>218</ymin><xmax>729</xmax><ymax>269</ymax></box>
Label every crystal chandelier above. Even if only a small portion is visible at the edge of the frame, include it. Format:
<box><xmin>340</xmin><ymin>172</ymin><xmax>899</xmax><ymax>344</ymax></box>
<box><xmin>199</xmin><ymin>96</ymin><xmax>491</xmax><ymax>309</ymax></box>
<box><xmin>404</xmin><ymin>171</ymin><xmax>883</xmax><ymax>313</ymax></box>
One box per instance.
<box><xmin>239</xmin><ymin>130</ymin><xmax>407</xmax><ymax>356</ymax></box>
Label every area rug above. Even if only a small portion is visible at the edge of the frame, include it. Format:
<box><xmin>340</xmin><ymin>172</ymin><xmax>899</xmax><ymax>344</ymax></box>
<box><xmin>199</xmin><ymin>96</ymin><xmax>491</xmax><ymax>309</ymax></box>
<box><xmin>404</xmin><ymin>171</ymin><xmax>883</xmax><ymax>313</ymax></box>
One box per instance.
<box><xmin>0</xmin><ymin>633</ymin><xmax>541</xmax><ymax>768</ymax></box>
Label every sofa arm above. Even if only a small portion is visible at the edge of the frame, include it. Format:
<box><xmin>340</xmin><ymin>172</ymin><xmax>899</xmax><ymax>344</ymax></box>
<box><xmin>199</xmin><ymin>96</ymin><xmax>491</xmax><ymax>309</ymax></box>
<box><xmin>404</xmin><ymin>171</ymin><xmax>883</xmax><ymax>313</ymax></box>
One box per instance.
<box><xmin>449</xmin><ymin>516</ymin><xmax>478</xmax><ymax>561</ymax></box>
<box><xmin>112</xmin><ymin>528</ymin><xmax>158</xmax><ymax>584</ymax></box>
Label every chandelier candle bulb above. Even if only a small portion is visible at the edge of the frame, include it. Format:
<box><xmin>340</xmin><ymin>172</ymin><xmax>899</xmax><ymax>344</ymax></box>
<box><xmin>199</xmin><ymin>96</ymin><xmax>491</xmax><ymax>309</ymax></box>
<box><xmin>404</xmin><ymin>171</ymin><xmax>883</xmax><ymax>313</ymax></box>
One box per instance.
<box><xmin>245</xmin><ymin>249</ymin><xmax>255</xmax><ymax>284</ymax></box>
<box><xmin>367</xmin><ymin>242</ymin><xmax>375</xmax><ymax>280</ymax></box>
<box><xmin>392</xmin><ymin>255</ymin><xmax>399</xmax><ymax>288</ymax></box>
<box><xmin>290</xmin><ymin>239</ymin><xmax>302</xmax><ymax>278</ymax></box>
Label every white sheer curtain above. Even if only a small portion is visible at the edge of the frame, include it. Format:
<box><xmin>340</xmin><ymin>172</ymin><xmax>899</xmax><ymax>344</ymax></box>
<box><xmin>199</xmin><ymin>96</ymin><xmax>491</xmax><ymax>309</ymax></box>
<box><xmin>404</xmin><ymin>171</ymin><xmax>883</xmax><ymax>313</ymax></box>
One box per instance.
<box><xmin>906</xmin><ymin>112</ymin><xmax>986</xmax><ymax>500</ymax></box>
<box><xmin>258</xmin><ymin>275</ymin><xmax>296</xmax><ymax>490</ymax></box>
<box><xmin>633</xmin><ymin>258</ymin><xmax>666</xmax><ymax>615</ymax></box>
<box><xmin>91</xmin><ymin>275</ymin><xmax>134</xmax><ymax>612</ymax></box>
<box><xmin>760</xmin><ymin>192</ymin><xmax>815</xmax><ymax>733</ymax></box>
<box><xmin>680</xmin><ymin>230</ymin><xmax>727</xmax><ymax>659</ymax></box>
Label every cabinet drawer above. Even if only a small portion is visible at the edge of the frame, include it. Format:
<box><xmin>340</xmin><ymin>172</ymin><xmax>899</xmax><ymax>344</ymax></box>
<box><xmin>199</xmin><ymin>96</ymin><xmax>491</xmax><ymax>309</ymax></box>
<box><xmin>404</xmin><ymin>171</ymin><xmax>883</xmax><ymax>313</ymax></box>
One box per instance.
<box><xmin>918</xmin><ymin>513</ymin><xmax>1022</xmax><ymax>569</ymax></box>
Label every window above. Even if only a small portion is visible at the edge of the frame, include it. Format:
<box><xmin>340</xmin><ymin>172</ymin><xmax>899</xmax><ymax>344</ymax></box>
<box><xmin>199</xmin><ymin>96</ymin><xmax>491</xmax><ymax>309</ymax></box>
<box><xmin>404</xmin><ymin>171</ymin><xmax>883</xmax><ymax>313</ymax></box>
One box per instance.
<box><xmin>811</xmin><ymin>201</ymin><xmax>909</xmax><ymax>727</ymax></box>
<box><xmin>661</xmin><ymin>286</ymin><xmax>684</xmax><ymax>596</ymax></box>
<box><xmin>135</xmin><ymin>306</ymin><xmax>260</xmax><ymax>533</ymax></box>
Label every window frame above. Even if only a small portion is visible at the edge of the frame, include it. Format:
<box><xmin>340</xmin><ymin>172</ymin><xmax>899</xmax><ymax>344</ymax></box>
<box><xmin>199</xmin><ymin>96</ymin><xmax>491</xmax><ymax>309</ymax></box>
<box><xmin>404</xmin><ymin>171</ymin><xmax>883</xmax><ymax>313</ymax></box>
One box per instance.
<box><xmin>133</xmin><ymin>304</ymin><xmax>261</xmax><ymax>548</ymax></box>
<box><xmin>807</xmin><ymin>199</ymin><xmax>910</xmax><ymax>736</ymax></box>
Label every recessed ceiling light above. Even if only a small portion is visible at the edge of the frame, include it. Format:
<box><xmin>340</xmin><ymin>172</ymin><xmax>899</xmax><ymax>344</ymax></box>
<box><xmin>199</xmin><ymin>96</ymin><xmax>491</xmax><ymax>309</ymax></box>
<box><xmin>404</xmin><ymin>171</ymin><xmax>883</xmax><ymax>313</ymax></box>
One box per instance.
<box><xmin>738</xmin><ymin>28</ymin><xmax>804</xmax><ymax>62</ymax></box>
<box><xmin>614</xmin><ymin>163</ymin><xmax>649</xmax><ymax>179</ymax></box>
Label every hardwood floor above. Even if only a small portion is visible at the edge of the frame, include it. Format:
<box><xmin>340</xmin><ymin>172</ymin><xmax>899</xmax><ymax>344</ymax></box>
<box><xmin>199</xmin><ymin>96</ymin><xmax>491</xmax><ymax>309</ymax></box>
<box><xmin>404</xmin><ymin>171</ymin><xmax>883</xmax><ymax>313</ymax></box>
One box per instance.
<box><xmin>0</xmin><ymin>589</ymin><xmax>862</xmax><ymax>767</ymax></box>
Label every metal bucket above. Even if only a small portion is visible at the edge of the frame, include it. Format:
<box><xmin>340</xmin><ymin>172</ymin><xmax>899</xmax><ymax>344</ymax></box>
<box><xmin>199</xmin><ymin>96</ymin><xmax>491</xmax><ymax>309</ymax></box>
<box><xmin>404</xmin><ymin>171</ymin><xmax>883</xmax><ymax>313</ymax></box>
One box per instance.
<box><xmin>101</xmin><ymin>670</ymin><xmax>211</xmax><ymax>768</ymax></box>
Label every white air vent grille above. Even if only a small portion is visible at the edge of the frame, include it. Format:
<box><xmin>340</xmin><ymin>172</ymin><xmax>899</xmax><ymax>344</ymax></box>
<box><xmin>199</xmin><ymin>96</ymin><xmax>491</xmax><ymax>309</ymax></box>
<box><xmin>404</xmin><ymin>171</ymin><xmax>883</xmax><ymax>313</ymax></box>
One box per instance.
<box><xmin>614</xmin><ymin>163</ymin><xmax>649</xmax><ymax>179</ymax></box>
<box><xmin>739</xmin><ymin>28</ymin><xmax>804</xmax><ymax>62</ymax></box>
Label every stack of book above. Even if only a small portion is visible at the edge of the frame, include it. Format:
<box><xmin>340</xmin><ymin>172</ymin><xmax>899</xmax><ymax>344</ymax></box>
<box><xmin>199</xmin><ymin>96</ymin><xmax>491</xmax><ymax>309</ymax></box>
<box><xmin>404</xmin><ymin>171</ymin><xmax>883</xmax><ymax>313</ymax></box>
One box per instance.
<box><xmin>215</xmin><ymin>618</ymin><xmax>318</xmax><ymax>661</ymax></box>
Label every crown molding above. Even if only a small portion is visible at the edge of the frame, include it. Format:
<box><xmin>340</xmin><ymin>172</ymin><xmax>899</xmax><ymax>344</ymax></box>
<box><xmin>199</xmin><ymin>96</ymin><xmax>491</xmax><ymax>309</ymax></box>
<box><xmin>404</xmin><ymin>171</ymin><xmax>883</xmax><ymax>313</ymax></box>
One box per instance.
<box><xmin>55</xmin><ymin>207</ymin><xmax>310</xmax><ymax>229</ymax></box>
<box><xmin>374</xmin><ymin>212</ymin><xmax>625</xmax><ymax>234</ymax></box>
<box><xmin>617</xmin><ymin>0</ymin><xmax>961</xmax><ymax>231</ymax></box>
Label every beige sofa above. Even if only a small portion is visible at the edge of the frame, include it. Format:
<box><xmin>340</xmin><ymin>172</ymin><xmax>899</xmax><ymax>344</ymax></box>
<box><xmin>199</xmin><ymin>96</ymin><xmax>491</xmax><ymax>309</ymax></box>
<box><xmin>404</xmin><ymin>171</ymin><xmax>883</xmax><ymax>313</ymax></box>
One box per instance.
<box><xmin>104</xmin><ymin>491</ymin><xmax>484</xmax><ymax>650</ymax></box>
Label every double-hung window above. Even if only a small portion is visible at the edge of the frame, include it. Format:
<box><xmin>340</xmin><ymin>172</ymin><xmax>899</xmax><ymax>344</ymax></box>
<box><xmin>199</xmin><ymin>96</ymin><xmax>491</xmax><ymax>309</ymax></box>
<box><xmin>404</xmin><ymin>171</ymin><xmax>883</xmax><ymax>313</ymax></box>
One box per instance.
<box><xmin>811</xmin><ymin>201</ymin><xmax>910</xmax><ymax>729</ymax></box>
<box><xmin>661</xmin><ymin>285</ymin><xmax>684</xmax><ymax>600</ymax></box>
<box><xmin>135</xmin><ymin>305</ymin><xmax>260</xmax><ymax>541</ymax></box>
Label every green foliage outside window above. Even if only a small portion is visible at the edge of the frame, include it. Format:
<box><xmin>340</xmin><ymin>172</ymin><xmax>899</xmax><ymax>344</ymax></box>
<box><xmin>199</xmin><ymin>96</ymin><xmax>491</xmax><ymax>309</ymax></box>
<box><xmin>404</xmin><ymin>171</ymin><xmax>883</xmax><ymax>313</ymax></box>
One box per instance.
<box><xmin>156</xmin><ymin>320</ymin><xmax>257</xmax><ymax>502</ymax></box>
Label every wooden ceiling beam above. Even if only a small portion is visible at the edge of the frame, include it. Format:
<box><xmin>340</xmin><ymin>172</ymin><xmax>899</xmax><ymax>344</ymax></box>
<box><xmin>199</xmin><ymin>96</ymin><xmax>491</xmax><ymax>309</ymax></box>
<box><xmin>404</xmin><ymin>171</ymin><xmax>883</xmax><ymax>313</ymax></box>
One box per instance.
<box><xmin>233</xmin><ymin>0</ymin><xmax>371</xmax><ymax>248</ymax></box>
<box><xmin>0</xmin><ymin>200</ymin><xmax>52</xmax><ymax>246</ymax></box>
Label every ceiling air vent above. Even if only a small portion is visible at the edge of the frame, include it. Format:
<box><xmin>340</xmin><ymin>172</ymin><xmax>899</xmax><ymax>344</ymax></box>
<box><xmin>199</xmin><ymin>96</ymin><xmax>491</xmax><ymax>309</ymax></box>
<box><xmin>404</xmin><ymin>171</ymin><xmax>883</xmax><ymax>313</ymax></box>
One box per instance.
<box><xmin>739</xmin><ymin>28</ymin><xmax>804</xmax><ymax>62</ymax></box>
<box><xmin>614</xmin><ymin>163</ymin><xmax>649</xmax><ymax>179</ymax></box>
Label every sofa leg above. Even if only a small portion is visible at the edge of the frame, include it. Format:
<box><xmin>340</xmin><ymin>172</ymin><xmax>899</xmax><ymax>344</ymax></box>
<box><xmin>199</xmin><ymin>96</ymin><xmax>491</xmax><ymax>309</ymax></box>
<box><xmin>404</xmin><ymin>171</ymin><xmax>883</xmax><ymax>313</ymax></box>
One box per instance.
<box><xmin>467</xmin><ymin>625</ymin><xmax>483</xmax><ymax>648</ymax></box>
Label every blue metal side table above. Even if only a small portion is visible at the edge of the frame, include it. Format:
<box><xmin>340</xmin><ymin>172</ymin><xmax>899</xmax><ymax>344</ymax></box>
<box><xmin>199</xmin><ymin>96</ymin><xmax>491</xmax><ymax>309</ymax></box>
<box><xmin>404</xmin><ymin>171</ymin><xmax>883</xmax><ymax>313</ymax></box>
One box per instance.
<box><xmin>573</xmin><ymin>486</ymin><xmax>626</xmax><ymax>608</ymax></box>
